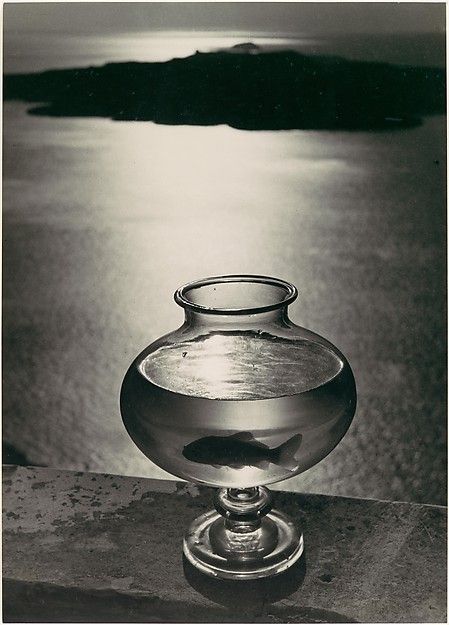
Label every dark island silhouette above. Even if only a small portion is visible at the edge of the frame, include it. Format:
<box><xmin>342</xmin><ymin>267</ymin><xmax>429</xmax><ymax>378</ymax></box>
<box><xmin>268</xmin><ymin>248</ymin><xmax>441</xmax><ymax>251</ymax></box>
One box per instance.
<box><xmin>4</xmin><ymin>48</ymin><xmax>445</xmax><ymax>130</ymax></box>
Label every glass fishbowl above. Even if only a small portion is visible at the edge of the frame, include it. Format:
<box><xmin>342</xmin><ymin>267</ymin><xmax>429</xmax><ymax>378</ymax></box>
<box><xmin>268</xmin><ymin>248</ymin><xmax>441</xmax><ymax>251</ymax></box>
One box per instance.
<box><xmin>121</xmin><ymin>275</ymin><xmax>356</xmax><ymax>579</ymax></box>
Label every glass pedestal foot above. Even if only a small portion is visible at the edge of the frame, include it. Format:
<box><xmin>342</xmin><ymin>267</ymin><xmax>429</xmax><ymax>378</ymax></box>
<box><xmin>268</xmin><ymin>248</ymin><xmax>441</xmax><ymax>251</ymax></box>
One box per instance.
<box><xmin>183</xmin><ymin>487</ymin><xmax>304</xmax><ymax>580</ymax></box>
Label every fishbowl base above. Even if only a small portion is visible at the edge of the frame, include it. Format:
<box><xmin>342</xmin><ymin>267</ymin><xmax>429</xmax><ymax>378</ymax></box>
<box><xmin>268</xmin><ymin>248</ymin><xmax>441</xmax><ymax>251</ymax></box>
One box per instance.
<box><xmin>183</xmin><ymin>508</ymin><xmax>304</xmax><ymax>580</ymax></box>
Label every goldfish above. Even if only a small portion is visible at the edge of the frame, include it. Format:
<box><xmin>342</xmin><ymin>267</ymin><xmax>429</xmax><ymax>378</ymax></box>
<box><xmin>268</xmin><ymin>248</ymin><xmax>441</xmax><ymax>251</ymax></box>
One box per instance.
<box><xmin>182</xmin><ymin>431</ymin><xmax>302</xmax><ymax>470</ymax></box>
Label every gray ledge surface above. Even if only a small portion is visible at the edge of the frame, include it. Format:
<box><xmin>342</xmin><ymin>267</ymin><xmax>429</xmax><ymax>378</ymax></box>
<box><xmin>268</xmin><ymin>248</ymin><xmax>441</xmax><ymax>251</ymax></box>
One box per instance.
<box><xmin>3</xmin><ymin>465</ymin><xmax>447</xmax><ymax>623</ymax></box>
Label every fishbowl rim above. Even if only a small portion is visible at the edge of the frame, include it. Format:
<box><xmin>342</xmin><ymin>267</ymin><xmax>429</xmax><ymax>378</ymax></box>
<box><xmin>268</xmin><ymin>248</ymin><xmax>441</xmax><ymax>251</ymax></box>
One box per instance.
<box><xmin>174</xmin><ymin>273</ymin><xmax>298</xmax><ymax>316</ymax></box>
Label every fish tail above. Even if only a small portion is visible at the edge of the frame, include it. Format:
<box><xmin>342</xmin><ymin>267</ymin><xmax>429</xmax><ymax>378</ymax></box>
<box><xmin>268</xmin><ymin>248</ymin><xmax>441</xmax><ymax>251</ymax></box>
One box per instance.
<box><xmin>275</xmin><ymin>433</ymin><xmax>302</xmax><ymax>471</ymax></box>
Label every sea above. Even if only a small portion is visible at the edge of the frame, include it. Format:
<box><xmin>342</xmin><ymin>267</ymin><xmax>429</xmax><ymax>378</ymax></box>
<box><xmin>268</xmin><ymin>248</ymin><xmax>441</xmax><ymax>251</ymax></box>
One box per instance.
<box><xmin>3</xmin><ymin>30</ymin><xmax>446</xmax><ymax>504</ymax></box>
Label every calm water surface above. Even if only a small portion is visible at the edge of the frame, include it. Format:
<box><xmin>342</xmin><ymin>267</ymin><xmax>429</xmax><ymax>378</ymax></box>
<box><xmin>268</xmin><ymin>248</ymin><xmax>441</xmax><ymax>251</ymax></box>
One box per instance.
<box><xmin>3</xmin><ymin>32</ymin><xmax>446</xmax><ymax>503</ymax></box>
<box><xmin>4</xmin><ymin>30</ymin><xmax>445</xmax><ymax>73</ymax></box>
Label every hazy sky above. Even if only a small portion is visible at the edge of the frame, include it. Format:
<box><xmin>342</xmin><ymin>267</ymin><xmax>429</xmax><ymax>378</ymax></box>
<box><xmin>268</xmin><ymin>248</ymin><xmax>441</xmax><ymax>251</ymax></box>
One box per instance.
<box><xmin>4</xmin><ymin>2</ymin><xmax>446</xmax><ymax>35</ymax></box>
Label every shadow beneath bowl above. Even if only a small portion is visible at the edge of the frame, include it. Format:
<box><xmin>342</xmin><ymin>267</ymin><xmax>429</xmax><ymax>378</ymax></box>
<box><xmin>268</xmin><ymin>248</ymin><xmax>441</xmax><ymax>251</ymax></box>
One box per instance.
<box><xmin>183</xmin><ymin>550</ymin><xmax>307</xmax><ymax>610</ymax></box>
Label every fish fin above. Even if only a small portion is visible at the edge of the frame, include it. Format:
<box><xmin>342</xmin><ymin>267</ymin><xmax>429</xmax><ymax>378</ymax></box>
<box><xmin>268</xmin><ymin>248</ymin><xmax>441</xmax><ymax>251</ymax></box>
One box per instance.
<box><xmin>255</xmin><ymin>459</ymin><xmax>271</xmax><ymax>470</ymax></box>
<box><xmin>227</xmin><ymin>431</ymin><xmax>253</xmax><ymax>441</ymax></box>
<box><xmin>228</xmin><ymin>462</ymin><xmax>247</xmax><ymax>470</ymax></box>
<box><xmin>250</xmin><ymin>439</ymin><xmax>270</xmax><ymax>449</ymax></box>
<box><xmin>227</xmin><ymin>431</ymin><xmax>268</xmax><ymax>448</ymax></box>
<box><xmin>275</xmin><ymin>434</ymin><xmax>303</xmax><ymax>471</ymax></box>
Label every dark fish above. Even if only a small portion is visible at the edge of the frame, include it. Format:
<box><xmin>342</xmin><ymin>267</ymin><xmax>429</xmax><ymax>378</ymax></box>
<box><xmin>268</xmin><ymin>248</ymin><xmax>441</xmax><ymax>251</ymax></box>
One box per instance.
<box><xmin>182</xmin><ymin>431</ymin><xmax>302</xmax><ymax>471</ymax></box>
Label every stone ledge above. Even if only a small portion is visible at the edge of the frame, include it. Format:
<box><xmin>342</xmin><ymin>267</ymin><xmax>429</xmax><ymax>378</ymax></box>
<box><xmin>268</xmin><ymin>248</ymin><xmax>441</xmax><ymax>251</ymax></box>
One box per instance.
<box><xmin>3</xmin><ymin>465</ymin><xmax>447</xmax><ymax>623</ymax></box>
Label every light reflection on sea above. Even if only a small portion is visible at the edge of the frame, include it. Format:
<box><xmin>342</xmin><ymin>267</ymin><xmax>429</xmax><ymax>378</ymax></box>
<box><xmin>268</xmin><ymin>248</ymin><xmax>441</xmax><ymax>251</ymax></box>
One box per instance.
<box><xmin>2</xmin><ymin>29</ymin><xmax>446</xmax><ymax>504</ymax></box>
<box><xmin>3</xmin><ymin>30</ymin><xmax>445</xmax><ymax>73</ymax></box>
<box><xmin>3</xmin><ymin>31</ymin><xmax>320</xmax><ymax>72</ymax></box>
<box><xmin>3</xmin><ymin>98</ymin><xmax>445</xmax><ymax>503</ymax></box>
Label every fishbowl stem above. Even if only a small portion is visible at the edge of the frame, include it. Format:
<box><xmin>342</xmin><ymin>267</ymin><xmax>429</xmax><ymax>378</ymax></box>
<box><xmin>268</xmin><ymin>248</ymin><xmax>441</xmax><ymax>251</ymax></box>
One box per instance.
<box><xmin>216</xmin><ymin>486</ymin><xmax>272</xmax><ymax>532</ymax></box>
<box><xmin>183</xmin><ymin>484</ymin><xmax>303</xmax><ymax>579</ymax></box>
